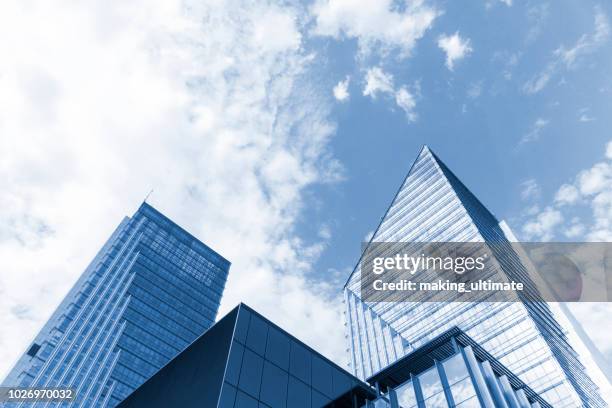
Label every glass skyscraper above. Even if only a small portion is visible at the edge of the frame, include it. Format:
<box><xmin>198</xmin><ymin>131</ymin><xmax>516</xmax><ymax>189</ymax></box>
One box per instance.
<box><xmin>1</xmin><ymin>203</ymin><xmax>230</xmax><ymax>407</ymax></box>
<box><xmin>344</xmin><ymin>146</ymin><xmax>606</xmax><ymax>407</ymax></box>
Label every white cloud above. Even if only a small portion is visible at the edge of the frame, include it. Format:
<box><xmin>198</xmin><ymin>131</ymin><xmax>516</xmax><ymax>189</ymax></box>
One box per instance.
<box><xmin>523</xmin><ymin>7</ymin><xmax>609</xmax><ymax>94</ymax></box>
<box><xmin>362</xmin><ymin>67</ymin><xmax>419</xmax><ymax>122</ymax></box>
<box><xmin>579</xmin><ymin>113</ymin><xmax>595</xmax><ymax>122</ymax></box>
<box><xmin>606</xmin><ymin>141</ymin><xmax>612</xmax><ymax>159</ymax></box>
<box><xmin>363</xmin><ymin>66</ymin><xmax>394</xmax><ymax>97</ymax></box>
<box><xmin>556</xmin><ymin>8</ymin><xmax>610</xmax><ymax>68</ymax></box>
<box><xmin>520</xmin><ymin>118</ymin><xmax>549</xmax><ymax>145</ymax></box>
<box><xmin>467</xmin><ymin>81</ymin><xmax>483</xmax><ymax>99</ymax></box>
<box><xmin>522</xmin><ymin>140</ymin><xmax>612</xmax><ymax>242</ymax></box>
<box><xmin>522</xmin><ymin>68</ymin><xmax>553</xmax><ymax>94</ymax></box>
<box><xmin>520</xmin><ymin>179</ymin><xmax>541</xmax><ymax>201</ymax></box>
<box><xmin>437</xmin><ymin>32</ymin><xmax>473</xmax><ymax>71</ymax></box>
<box><xmin>564</xmin><ymin>217</ymin><xmax>586</xmax><ymax>238</ymax></box>
<box><xmin>311</xmin><ymin>0</ymin><xmax>439</xmax><ymax>57</ymax></box>
<box><xmin>523</xmin><ymin>204</ymin><xmax>541</xmax><ymax>217</ymax></box>
<box><xmin>318</xmin><ymin>224</ymin><xmax>332</xmax><ymax>240</ymax></box>
<box><xmin>333</xmin><ymin>76</ymin><xmax>350</xmax><ymax>101</ymax></box>
<box><xmin>0</xmin><ymin>0</ymin><xmax>348</xmax><ymax>378</ymax></box>
<box><xmin>395</xmin><ymin>87</ymin><xmax>418</xmax><ymax>122</ymax></box>
<box><xmin>555</xmin><ymin>184</ymin><xmax>580</xmax><ymax>205</ymax></box>
<box><xmin>484</xmin><ymin>0</ymin><xmax>511</xmax><ymax>9</ymax></box>
<box><xmin>522</xmin><ymin>207</ymin><xmax>563</xmax><ymax>241</ymax></box>
<box><xmin>526</xmin><ymin>3</ymin><xmax>549</xmax><ymax>43</ymax></box>
<box><xmin>578</xmin><ymin>107</ymin><xmax>595</xmax><ymax>122</ymax></box>
<box><xmin>566</xmin><ymin>303</ymin><xmax>612</xmax><ymax>370</ymax></box>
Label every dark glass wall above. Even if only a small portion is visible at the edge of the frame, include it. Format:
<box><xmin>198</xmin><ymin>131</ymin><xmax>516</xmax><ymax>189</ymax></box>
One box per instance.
<box><xmin>117</xmin><ymin>307</ymin><xmax>237</xmax><ymax>408</ymax></box>
<box><xmin>117</xmin><ymin>304</ymin><xmax>373</xmax><ymax>408</ymax></box>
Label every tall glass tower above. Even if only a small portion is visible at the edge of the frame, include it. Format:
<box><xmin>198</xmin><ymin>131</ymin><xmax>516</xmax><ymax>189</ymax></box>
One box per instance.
<box><xmin>2</xmin><ymin>203</ymin><xmax>230</xmax><ymax>408</ymax></box>
<box><xmin>344</xmin><ymin>146</ymin><xmax>606</xmax><ymax>407</ymax></box>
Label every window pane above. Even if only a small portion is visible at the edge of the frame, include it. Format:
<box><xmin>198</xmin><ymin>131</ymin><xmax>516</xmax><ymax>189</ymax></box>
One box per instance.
<box><xmin>289</xmin><ymin>341</ymin><xmax>311</xmax><ymax>384</ymax></box>
<box><xmin>312</xmin><ymin>389</ymin><xmax>331</xmax><ymax>408</ymax></box>
<box><xmin>311</xmin><ymin>355</ymin><xmax>333</xmax><ymax>397</ymax></box>
<box><xmin>265</xmin><ymin>327</ymin><xmax>290</xmax><ymax>370</ymax></box>
<box><xmin>442</xmin><ymin>354</ymin><xmax>470</xmax><ymax>386</ymax></box>
<box><xmin>239</xmin><ymin>349</ymin><xmax>264</xmax><ymax>398</ymax></box>
<box><xmin>332</xmin><ymin>368</ymin><xmax>352</xmax><ymax>397</ymax></box>
<box><xmin>287</xmin><ymin>375</ymin><xmax>310</xmax><ymax>408</ymax></box>
<box><xmin>395</xmin><ymin>381</ymin><xmax>418</xmax><ymax>408</ymax></box>
<box><xmin>456</xmin><ymin>395</ymin><xmax>481</xmax><ymax>408</ymax></box>
<box><xmin>260</xmin><ymin>361</ymin><xmax>288</xmax><ymax>408</ymax></box>
<box><xmin>234</xmin><ymin>308</ymin><xmax>251</xmax><ymax>343</ymax></box>
<box><xmin>450</xmin><ymin>377</ymin><xmax>477</xmax><ymax>404</ymax></box>
<box><xmin>235</xmin><ymin>390</ymin><xmax>259</xmax><ymax>408</ymax></box>
<box><xmin>424</xmin><ymin>392</ymin><xmax>449</xmax><ymax>408</ymax></box>
<box><xmin>246</xmin><ymin>315</ymin><xmax>268</xmax><ymax>355</ymax></box>
<box><xmin>418</xmin><ymin>367</ymin><xmax>443</xmax><ymax>398</ymax></box>
<box><xmin>226</xmin><ymin>341</ymin><xmax>244</xmax><ymax>386</ymax></box>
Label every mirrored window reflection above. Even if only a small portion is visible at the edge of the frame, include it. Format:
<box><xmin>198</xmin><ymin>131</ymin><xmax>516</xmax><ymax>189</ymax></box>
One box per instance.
<box><xmin>395</xmin><ymin>380</ymin><xmax>418</xmax><ymax>408</ymax></box>
<box><xmin>442</xmin><ymin>354</ymin><xmax>469</xmax><ymax>385</ymax></box>
<box><xmin>424</xmin><ymin>392</ymin><xmax>448</xmax><ymax>408</ymax></box>
<box><xmin>418</xmin><ymin>367</ymin><xmax>448</xmax><ymax>408</ymax></box>
<box><xmin>450</xmin><ymin>377</ymin><xmax>477</xmax><ymax>405</ymax></box>
<box><xmin>455</xmin><ymin>395</ymin><xmax>481</xmax><ymax>408</ymax></box>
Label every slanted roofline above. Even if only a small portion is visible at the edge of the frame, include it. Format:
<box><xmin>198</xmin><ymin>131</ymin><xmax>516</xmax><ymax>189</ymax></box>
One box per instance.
<box><xmin>342</xmin><ymin>144</ymin><xmax>499</xmax><ymax>289</ymax></box>
<box><xmin>136</xmin><ymin>201</ymin><xmax>231</xmax><ymax>267</ymax></box>
<box><xmin>342</xmin><ymin>145</ymin><xmax>429</xmax><ymax>289</ymax></box>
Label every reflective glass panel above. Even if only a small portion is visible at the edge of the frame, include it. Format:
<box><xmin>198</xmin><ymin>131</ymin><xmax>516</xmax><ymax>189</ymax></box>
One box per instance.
<box><xmin>419</xmin><ymin>367</ymin><xmax>443</xmax><ymax>398</ymax></box>
<box><xmin>442</xmin><ymin>354</ymin><xmax>469</xmax><ymax>385</ymax></box>
<box><xmin>395</xmin><ymin>380</ymin><xmax>418</xmax><ymax>408</ymax></box>
<box><xmin>450</xmin><ymin>377</ymin><xmax>477</xmax><ymax>404</ymax></box>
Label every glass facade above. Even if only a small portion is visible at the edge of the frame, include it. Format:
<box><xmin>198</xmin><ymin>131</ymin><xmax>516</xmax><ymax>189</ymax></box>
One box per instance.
<box><xmin>116</xmin><ymin>304</ymin><xmax>377</xmax><ymax>408</ymax></box>
<box><xmin>219</xmin><ymin>305</ymin><xmax>370</xmax><ymax>408</ymax></box>
<box><xmin>364</xmin><ymin>327</ymin><xmax>551</xmax><ymax>408</ymax></box>
<box><xmin>1</xmin><ymin>203</ymin><xmax>230</xmax><ymax>407</ymax></box>
<box><xmin>116</xmin><ymin>305</ymin><xmax>551</xmax><ymax>408</ymax></box>
<box><xmin>344</xmin><ymin>146</ymin><xmax>606</xmax><ymax>407</ymax></box>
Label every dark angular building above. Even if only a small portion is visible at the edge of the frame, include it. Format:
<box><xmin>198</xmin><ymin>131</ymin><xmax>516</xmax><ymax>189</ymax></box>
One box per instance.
<box><xmin>117</xmin><ymin>304</ymin><xmax>376</xmax><ymax>408</ymax></box>
<box><xmin>117</xmin><ymin>304</ymin><xmax>551</xmax><ymax>408</ymax></box>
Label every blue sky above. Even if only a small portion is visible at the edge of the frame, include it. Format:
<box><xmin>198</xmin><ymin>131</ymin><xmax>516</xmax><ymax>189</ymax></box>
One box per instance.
<box><xmin>1</xmin><ymin>0</ymin><xmax>612</xmax><ymax>389</ymax></box>
<box><xmin>300</xmin><ymin>0</ymin><xmax>612</xmax><ymax>280</ymax></box>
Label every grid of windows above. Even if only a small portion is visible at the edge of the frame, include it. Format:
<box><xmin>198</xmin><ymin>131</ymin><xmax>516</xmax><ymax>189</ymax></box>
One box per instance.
<box><xmin>2</xmin><ymin>203</ymin><xmax>230</xmax><ymax>408</ymax></box>
<box><xmin>344</xmin><ymin>147</ymin><xmax>605</xmax><ymax>407</ymax></box>
<box><xmin>218</xmin><ymin>307</ymin><xmax>359</xmax><ymax>408</ymax></box>
<box><xmin>367</xmin><ymin>345</ymin><xmax>543</xmax><ymax>408</ymax></box>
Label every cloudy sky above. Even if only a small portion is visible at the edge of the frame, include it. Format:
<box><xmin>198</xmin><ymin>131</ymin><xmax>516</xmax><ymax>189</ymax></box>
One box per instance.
<box><xmin>1</xmin><ymin>0</ymin><xmax>612</xmax><ymax>384</ymax></box>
